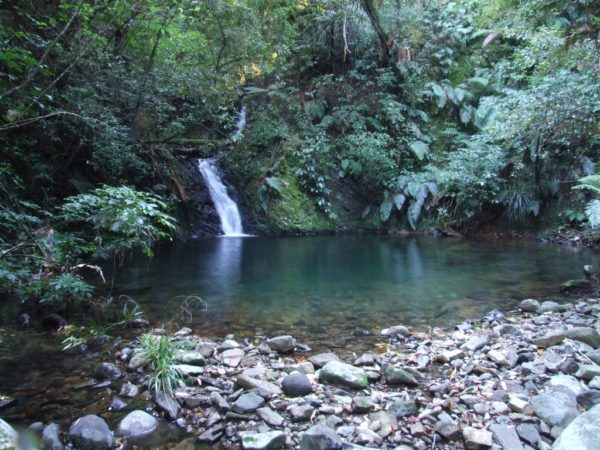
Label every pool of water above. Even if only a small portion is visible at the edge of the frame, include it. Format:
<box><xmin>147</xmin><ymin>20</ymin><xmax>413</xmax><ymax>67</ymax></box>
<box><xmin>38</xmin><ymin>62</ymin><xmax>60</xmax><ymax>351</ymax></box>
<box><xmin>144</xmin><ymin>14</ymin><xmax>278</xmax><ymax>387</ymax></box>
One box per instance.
<box><xmin>111</xmin><ymin>235</ymin><xmax>598</xmax><ymax>350</ymax></box>
<box><xmin>1</xmin><ymin>235</ymin><xmax>598</xmax><ymax>440</ymax></box>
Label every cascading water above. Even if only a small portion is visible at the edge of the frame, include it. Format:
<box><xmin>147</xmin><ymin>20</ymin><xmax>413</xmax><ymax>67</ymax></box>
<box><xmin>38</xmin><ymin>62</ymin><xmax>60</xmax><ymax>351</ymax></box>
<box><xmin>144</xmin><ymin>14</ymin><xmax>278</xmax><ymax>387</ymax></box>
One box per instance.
<box><xmin>231</xmin><ymin>106</ymin><xmax>246</xmax><ymax>142</ymax></box>
<box><xmin>197</xmin><ymin>159</ymin><xmax>245</xmax><ymax>236</ymax></box>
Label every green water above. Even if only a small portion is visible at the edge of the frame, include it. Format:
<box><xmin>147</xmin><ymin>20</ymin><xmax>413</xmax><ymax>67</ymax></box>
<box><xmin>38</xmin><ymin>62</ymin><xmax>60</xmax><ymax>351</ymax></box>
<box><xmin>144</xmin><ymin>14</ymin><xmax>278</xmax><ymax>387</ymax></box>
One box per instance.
<box><xmin>114</xmin><ymin>235</ymin><xmax>599</xmax><ymax>350</ymax></box>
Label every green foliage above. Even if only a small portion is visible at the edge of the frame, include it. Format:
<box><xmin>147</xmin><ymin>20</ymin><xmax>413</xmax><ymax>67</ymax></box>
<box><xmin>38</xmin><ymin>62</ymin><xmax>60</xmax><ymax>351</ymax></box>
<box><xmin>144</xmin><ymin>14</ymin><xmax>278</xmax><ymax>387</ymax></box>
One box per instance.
<box><xmin>138</xmin><ymin>334</ymin><xmax>182</xmax><ymax>397</ymax></box>
<box><xmin>60</xmin><ymin>186</ymin><xmax>176</xmax><ymax>257</ymax></box>
<box><xmin>42</xmin><ymin>273</ymin><xmax>93</xmax><ymax>304</ymax></box>
<box><xmin>574</xmin><ymin>175</ymin><xmax>600</xmax><ymax>228</ymax></box>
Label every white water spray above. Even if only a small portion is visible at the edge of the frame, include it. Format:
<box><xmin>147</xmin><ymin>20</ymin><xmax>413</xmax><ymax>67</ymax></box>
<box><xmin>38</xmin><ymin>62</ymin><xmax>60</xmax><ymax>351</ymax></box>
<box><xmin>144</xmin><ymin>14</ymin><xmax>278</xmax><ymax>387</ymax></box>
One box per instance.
<box><xmin>197</xmin><ymin>159</ymin><xmax>244</xmax><ymax>236</ymax></box>
<box><xmin>231</xmin><ymin>106</ymin><xmax>246</xmax><ymax>142</ymax></box>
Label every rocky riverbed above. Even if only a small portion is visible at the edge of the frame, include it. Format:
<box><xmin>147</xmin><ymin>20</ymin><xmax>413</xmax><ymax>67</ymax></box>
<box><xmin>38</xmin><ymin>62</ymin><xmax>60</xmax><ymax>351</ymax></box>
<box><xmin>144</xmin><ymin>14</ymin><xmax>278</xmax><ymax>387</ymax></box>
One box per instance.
<box><xmin>4</xmin><ymin>297</ymin><xmax>600</xmax><ymax>449</ymax></box>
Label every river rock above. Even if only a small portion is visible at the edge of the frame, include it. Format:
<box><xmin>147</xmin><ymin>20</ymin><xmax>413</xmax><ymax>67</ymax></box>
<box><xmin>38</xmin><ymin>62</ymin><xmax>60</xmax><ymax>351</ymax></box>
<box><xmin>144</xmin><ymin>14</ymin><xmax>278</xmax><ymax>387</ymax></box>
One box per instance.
<box><xmin>289</xmin><ymin>404</ymin><xmax>314</xmax><ymax>421</ymax></box>
<box><xmin>531</xmin><ymin>330</ymin><xmax>565</xmax><ymax>347</ymax></box>
<box><xmin>576</xmin><ymin>364</ymin><xmax>600</xmax><ymax>380</ymax></box>
<box><xmin>319</xmin><ymin>361</ymin><xmax>368</xmax><ymax>389</ymax></box>
<box><xmin>128</xmin><ymin>351</ymin><xmax>148</xmax><ymax>370</ymax></box>
<box><xmin>69</xmin><ymin>415</ymin><xmax>115</xmax><ymax>450</ymax></box>
<box><xmin>233</xmin><ymin>392</ymin><xmax>265</xmax><ymax>414</ymax></box>
<box><xmin>0</xmin><ymin>418</ymin><xmax>18</xmax><ymax>450</ymax></box>
<box><xmin>577</xmin><ymin>390</ymin><xmax>600</xmax><ymax>409</ymax></box>
<box><xmin>308</xmin><ymin>353</ymin><xmax>339</xmax><ymax>368</ymax></box>
<box><xmin>219</xmin><ymin>339</ymin><xmax>240</xmax><ymax>351</ymax></box>
<box><xmin>117</xmin><ymin>410</ymin><xmax>158</xmax><ymax>440</ymax></box>
<box><xmin>354</xmin><ymin>353</ymin><xmax>378</xmax><ymax>366</ymax></box>
<box><xmin>531</xmin><ymin>392</ymin><xmax>579</xmax><ymax>427</ymax></box>
<box><xmin>490</xmin><ymin>423</ymin><xmax>524</xmax><ymax>450</ymax></box>
<box><xmin>388</xmin><ymin>399</ymin><xmax>417</xmax><ymax>418</ymax></box>
<box><xmin>516</xmin><ymin>423</ymin><xmax>540</xmax><ymax>446</ymax></box>
<box><xmin>462</xmin><ymin>335</ymin><xmax>489</xmax><ymax>352</ymax></box>
<box><xmin>435</xmin><ymin>419</ymin><xmax>462</xmax><ymax>441</ymax></box>
<box><xmin>175</xmin><ymin>350</ymin><xmax>206</xmax><ymax>365</ymax></box>
<box><xmin>222</xmin><ymin>348</ymin><xmax>245</xmax><ymax>367</ymax></box>
<box><xmin>519</xmin><ymin>299</ymin><xmax>540</xmax><ymax>312</ymax></box>
<box><xmin>548</xmin><ymin>374</ymin><xmax>586</xmax><ymax>397</ymax></box>
<box><xmin>95</xmin><ymin>362</ymin><xmax>121</xmax><ymax>379</ymax></box>
<box><xmin>155</xmin><ymin>391</ymin><xmax>181</xmax><ymax>420</ymax></box>
<box><xmin>300</xmin><ymin>424</ymin><xmax>343</xmax><ymax>450</ymax></box>
<box><xmin>173</xmin><ymin>364</ymin><xmax>204</xmax><ymax>376</ymax></box>
<box><xmin>42</xmin><ymin>423</ymin><xmax>64</xmax><ymax>450</ymax></box>
<box><xmin>282</xmin><ymin>371</ymin><xmax>313</xmax><ymax>397</ymax></box>
<box><xmin>119</xmin><ymin>382</ymin><xmax>139</xmax><ymax>398</ymax></box>
<box><xmin>553</xmin><ymin>404</ymin><xmax>600</xmax><ymax>450</ymax></box>
<box><xmin>565</xmin><ymin>327</ymin><xmax>600</xmax><ymax>348</ymax></box>
<box><xmin>236</xmin><ymin>374</ymin><xmax>283</xmax><ymax>397</ymax></box>
<box><xmin>381</xmin><ymin>325</ymin><xmax>411</xmax><ymax>338</ymax></box>
<box><xmin>267</xmin><ymin>335</ymin><xmax>296</xmax><ymax>353</ymax></box>
<box><xmin>257</xmin><ymin>407</ymin><xmax>284</xmax><ymax>427</ymax></box>
<box><xmin>241</xmin><ymin>431</ymin><xmax>286</xmax><ymax>450</ymax></box>
<box><xmin>351</xmin><ymin>396</ymin><xmax>374</xmax><ymax>413</ymax></box>
<box><xmin>369</xmin><ymin>411</ymin><xmax>398</xmax><ymax>438</ymax></box>
<box><xmin>384</xmin><ymin>365</ymin><xmax>419</xmax><ymax>386</ymax></box>
<box><xmin>463</xmin><ymin>426</ymin><xmax>492</xmax><ymax>449</ymax></box>
<box><xmin>539</xmin><ymin>301</ymin><xmax>567</xmax><ymax>313</ymax></box>
<box><xmin>587</xmin><ymin>348</ymin><xmax>600</xmax><ymax>365</ymax></box>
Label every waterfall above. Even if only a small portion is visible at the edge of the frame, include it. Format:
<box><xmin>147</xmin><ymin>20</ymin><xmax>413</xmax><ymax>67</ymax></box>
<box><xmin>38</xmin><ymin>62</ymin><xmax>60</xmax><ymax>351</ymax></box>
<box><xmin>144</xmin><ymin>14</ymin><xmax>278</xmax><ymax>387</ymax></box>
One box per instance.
<box><xmin>197</xmin><ymin>159</ymin><xmax>245</xmax><ymax>236</ymax></box>
<box><xmin>231</xmin><ymin>106</ymin><xmax>246</xmax><ymax>142</ymax></box>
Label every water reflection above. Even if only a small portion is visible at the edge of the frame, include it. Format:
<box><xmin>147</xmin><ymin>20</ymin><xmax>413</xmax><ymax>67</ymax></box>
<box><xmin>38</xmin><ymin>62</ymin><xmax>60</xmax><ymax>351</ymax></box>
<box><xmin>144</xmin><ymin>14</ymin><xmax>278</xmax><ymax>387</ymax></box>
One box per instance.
<box><xmin>109</xmin><ymin>236</ymin><xmax>599</xmax><ymax>347</ymax></box>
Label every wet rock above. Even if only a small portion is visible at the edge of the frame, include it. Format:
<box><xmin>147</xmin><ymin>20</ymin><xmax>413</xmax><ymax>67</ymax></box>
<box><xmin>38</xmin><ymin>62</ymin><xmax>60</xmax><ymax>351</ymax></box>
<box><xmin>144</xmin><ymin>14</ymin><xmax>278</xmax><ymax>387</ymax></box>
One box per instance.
<box><xmin>308</xmin><ymin>353</ymin><xmax>340</xmax><ymax>368</ymax></box>
<box><xmin>519</xmin><ymin>299</ymin><xmax>540</xmax><ymax>312</ymax></box>
<box><xmin>462</xmin><ymin>335</ymin><xmax>490</xmax><ymax>352</ymax></box>
<box><xmin>531</xmin><ymin>392</ymin><xmax>578</xmax><ymax>427</ymax></box>
<box><xmin>42</xmin><ymin>423</ymin><xmax>64</xmax><ymax>450</ymax></box>
<box><xmin>109</xmin><ymin>397</ymin><xmax>127</xmax><ymax>411</ymax></box>
<box><xmin>381</xmin><ymin>325</ymin><xmax>411</xmax><ymax>338</ymax></box>
<box><xmin>236</xmin><ymin>375</ymin><xmax>283</xmax><ymax>397</ymax></box>
<box><xmin>384</xmin><ymin>366</ymin><xmax>419</xmax><ymax>386</ymax></box>
<box><xmin>198</xmin><ymin>425</ymin><xmax>224</xmax><ymax>443</ymax></box>
<box><xmin>566</xmin><ymin>327</ymin><xmax>600</xmax><ymax>348</ymax></box>
<box><xmin>117</xmin><ymin>410</ymin><xmax>158</xmax><ymax>440</ymax></box>
<box><xmin>257</xmin><ymin>407</ymin><xmax>284</xmax><ymax>427</ymax></box>
<box><xmin>232</xmin><ymin>392</ymin><xmax>265</xmax><ymax>414</ymax></box>
<box><xmin>531</xmin><ymin>330</ymin><xmax>565</xmax><ymax>347</ymax></box>
<box><xmin>222</xmin><ymin>348</ymin><xmax>245</xmax><ymax>367</ymax></box>
<box><xmin>319</xmin><ymin>361</ymin><xmax>368</xmax><ymax>389</ymax></box>
<box><xmin>289</xmin><ymin>404</ymin><xmax>314</xmax><ymax>421</ymax></box>
<box><xmin>68</xmin><ymin>415</ymin><xmax>115</xmax><ymax>450</ymax></box>
<box><xmin>553</xmin><ymin>404</ymin><xmax>600</xmax><ymax>450</ymax></box>
<box><xmin>516</xmin><ymin>423</ymin><xmax>540</xmax><ymax>446</ymax></box>
<box><xmin>173</xmin><ymin>364</ymin><xmax>204</xmax><ymax>376</ymax></box>
<box><xmin>155</xmin><ymin>391</ymin><xmax>181</xmax><ymax>420</ymax></box>
<box><xmin>0</xmin><ymin>419</ymin><xmax>18</xmax><ymax>450</ymax></box>
<box><xmin>490</xmin><ymin>423</ymin><xmax>524</xmax><ymax>450</ymax></box>
<box><xmin>119</xmin><ymin>382</ymin><xmax>139</xmax><ymax>398</ymax></box>
<box><xmin>282</xmin><ymin>372</ymin><xmax>313</xmax><ymax>397</ymax></box>
<box><xmin>300</xmin><ymin>424</ymin><xmax>343</xmax><ymax>450</ymax></box>
<box><xmin>440</xmin><ymin>349</ymin><xmax>464</xmax><ymax>362</ymax></box>
<box><xmin>95</xmin><ymin>362</ymin><xmax>121</xmax><ymax>380</ymax></box>
<box><xmin>354</xmin><ymin>354</ymin><xmax>377</xmax><ymax>366</ymax></box>
<box><xmin>587</xmin><ymin>348</ymin><xmax>600</xmax><ymax>365</ymax></box>
<box><xmin>128</xmin><ymin>351</ymin><xmax>148</xmax><ymax>370</ymax></box>
<box><xmin>487</xmin><ymin>349</ymin><xmax>511</xmax><ymax>367</ymax></box>
<box><xmin>388</xmin><ymin>399</ymin><xmax>417</xmax><ymax>418</ymax></box>
<box><xmin>241</xmin><ymin>431</ymin><xmax>286</xmax><ymax>450</ymax></box>
<box><xmin>267</xmin><ymin>335</ymin><xmax>296</xmax><ymax>353</ymax></box>
<box><xmin>174</xmin><ymin>350</ymin><xmax>206</xmax><ymax>365</ymax></box>
<box><xmin>462</xmin><ymin>426</ymin><xmax>492</xmax><ymax>449</ymax></box>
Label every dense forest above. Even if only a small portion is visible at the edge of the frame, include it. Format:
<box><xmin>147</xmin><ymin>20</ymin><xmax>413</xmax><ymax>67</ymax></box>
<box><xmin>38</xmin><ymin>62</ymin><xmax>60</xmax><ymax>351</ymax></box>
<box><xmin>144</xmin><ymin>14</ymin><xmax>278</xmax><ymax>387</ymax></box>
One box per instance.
<box><xmin>0</xmin><ymin>0</ymin><xmax>599</xmax><ymax>307</ymax></box>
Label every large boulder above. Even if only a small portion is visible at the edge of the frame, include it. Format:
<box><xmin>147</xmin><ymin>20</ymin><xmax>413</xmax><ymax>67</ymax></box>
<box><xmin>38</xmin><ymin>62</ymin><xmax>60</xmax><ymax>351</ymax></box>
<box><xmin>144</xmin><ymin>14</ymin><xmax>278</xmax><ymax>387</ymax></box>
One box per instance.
<box><xmin>531</xmin><ymin>392</ymin><xmax>579</xmax><ymax>428</ymax></box>
<box><xmin>68</xmin><ymin>415</ymin><xmax>115</xmax><ymax>450</ymax></box>
<box><xmin>0</xmin><ymin>418</ymin><xmax>18</xmax><ymax>450</ymax></box>
<box><xmin>553</xmin><ymin>404</ymin><xmax>600</xmax><ymax>450</ymax></box>
<box><xmin>319</xmin><ymin>361</ymin><xmax>368</xmax><ymax>390</ymax></box>
<box><xmin>117</xmin><ymin>410</ymin><xmax>158</xmax><ymax>440</ymax></box>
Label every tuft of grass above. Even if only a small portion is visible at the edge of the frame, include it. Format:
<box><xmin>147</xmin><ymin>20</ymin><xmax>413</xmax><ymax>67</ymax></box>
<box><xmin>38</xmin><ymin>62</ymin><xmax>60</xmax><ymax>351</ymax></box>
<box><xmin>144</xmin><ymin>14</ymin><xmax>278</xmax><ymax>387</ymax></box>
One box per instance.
<box><xmin>138</xmin><ymin>334</ymin><xmax>182</xmax><ymax>397</ymax></box>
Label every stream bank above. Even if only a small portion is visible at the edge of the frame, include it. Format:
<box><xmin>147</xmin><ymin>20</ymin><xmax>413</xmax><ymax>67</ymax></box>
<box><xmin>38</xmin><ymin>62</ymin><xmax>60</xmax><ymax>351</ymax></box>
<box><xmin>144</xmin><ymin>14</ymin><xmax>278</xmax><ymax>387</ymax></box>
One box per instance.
<box><xmin>4</xmin><ymin>295</ymin><xmax>600</xmax><ymax>449</ymax></box>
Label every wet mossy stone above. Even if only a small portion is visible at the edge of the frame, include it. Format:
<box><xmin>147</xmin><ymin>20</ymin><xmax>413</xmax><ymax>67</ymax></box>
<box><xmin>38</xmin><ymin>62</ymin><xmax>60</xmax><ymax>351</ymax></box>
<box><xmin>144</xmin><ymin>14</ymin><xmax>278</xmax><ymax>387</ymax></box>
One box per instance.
<box><xmin>0</xmin><ymin>418</ymin><xmax>18</xmax><ymax>450</ymax></box>
<box><xmin>319</xmin><ymin>361</ymin><xmax>368</xmax><ymax>390</ymax></box>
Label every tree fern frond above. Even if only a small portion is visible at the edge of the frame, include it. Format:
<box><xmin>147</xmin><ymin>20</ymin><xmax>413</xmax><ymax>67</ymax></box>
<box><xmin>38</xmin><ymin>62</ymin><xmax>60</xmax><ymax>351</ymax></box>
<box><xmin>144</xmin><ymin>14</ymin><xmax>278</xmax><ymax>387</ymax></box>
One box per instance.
<box><xmin>574</xmin><ymin>175</ymin><xmax>600</xmax><ymax>196</ymax></box>
<box><xmin>585</xmin><ymin>199</ymin><xmax>600</xmax><ymax>228</ymax></box>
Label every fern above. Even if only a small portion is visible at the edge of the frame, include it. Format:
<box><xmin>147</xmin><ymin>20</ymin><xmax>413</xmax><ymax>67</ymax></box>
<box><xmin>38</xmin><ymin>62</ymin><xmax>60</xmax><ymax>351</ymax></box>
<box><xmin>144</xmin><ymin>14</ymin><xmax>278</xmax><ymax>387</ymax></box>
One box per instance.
<box><xmin>408</xmin><ymin>185</ymin><xmax>429</xmax><ymax>230</ymax></box>
<box><xmin>574</xmin><ymin>175</ymin><xmax>600</xmax><ymax>196</ymax></box>
<box><xmin>585</xmin><ymin>200</ymin><xmax>600</xmax><ymax>228</ymax></box>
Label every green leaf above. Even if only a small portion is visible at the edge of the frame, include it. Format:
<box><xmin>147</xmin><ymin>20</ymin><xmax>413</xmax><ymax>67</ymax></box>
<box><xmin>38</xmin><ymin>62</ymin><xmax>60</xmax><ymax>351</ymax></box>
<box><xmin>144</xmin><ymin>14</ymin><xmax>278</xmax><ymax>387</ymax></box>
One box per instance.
<box><xmin>380</xmin><ymin>191</ymin><xmax>393</xmax><ymax>222</ymax></box>
<box><xmin>265</xmin><ymin>176</ymin><xmax>285</xmax><ymax>193</ymax></box>
<box><xmin>431</xmin><ymin>84</ymin><xmax>447</xmax><ymax>108</ymax></box>
<box><xmin>393</xmin><ymin>194</ymin><xmax>406</xmax><ymax>211</ymax></box>
<box><xmin>409</xmin><ymin>141</ymin><xmax>429</xmax><ymax>160</ymax></box>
